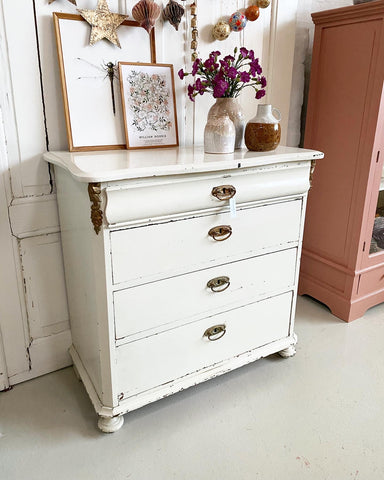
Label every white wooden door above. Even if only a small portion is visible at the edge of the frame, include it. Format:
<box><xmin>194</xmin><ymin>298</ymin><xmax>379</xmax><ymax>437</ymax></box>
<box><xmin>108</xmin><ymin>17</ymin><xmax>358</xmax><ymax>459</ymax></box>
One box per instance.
<box><xmin>0</xmin><ymin>0</ymin><xmax>299</xmax><ymax>388</ymax></box>
<box><xmin>0</xmin><ymin>0</ymin><xmax>72</xmax><ymax>388</ymax></box>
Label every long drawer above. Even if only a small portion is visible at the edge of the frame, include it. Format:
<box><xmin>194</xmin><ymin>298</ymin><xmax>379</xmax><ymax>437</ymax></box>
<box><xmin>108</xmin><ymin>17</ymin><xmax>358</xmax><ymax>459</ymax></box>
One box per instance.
<box><xmin>114</xmin><ymin>248</ymin><xmax>297</xmax><ymax>341</ymax></box>
<box><xmin>110</xmin><ymin>199</ymin><xmax>302</xmax><ymax>286</ymax></box>
<box><xmin>116</xmin><ymin>291</ymin><xmax>293</xmax><ymax>398</ymax></box>
<box><xmin>104</xmin><ymin>162</ymin><xmax>310</xmax><ymax>225</ymax></box>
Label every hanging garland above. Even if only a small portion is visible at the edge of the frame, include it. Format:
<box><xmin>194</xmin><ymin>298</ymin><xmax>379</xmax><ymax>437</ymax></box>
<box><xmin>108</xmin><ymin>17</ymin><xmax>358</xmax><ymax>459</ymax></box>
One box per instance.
<box><xmin>212</xmin><ymin>0</ymin><xmax>270</xmax><ymax>41</ymax></box>
<box><xmin>190</xmin><ymin>2</ymin><xmax>198</xmax><ymax>61</ymax></box>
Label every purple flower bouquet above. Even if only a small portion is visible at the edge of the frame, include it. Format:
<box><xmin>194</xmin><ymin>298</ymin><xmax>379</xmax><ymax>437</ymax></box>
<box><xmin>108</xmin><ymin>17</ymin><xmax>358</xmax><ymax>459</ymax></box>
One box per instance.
<box><xmin>178</xmin><ymin>47</ymin><xmax>266</xmax><ymax>101</ymax></box>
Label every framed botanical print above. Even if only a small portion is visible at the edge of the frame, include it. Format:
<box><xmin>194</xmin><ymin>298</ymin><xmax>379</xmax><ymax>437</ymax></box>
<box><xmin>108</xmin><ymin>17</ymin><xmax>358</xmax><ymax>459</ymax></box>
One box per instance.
<box><xmin>118</xmin><ymin>62</ymin><xmax>179</xmax><ymax>149</ymax></box>
<box><xmin>53</xmin><ymin>13</ymin><xmax>156</xmax><ymax>151</ymax></box>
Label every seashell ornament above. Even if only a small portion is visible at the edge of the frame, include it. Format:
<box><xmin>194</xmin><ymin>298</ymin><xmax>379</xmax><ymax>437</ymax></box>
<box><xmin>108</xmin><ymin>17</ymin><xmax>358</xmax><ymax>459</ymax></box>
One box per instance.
<box><xmin>132</xmin><ymin>0</ymin><xmax>161</xmax><ymax>34</ymax></box>
<box><xmin>163</xmin><ymin>0</ymin><xmax>185</xmax><ymax>31</ymax></box>
<box><xmin>212</xmin><ymin>21</ymin><xmax>231</xmax><ymax>41</ymax></box>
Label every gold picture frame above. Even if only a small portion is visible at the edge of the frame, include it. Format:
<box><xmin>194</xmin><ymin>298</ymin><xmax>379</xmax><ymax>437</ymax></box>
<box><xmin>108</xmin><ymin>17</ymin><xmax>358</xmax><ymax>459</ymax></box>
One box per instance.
<box><xmin>53</xmin><ymin>12</ymin><xmax>156</xmax><ymax>152</ymax></box>
<box><xmin>119</xmin><ymin>62</ymin><xmax>179</xmax><ymax>150</ymax></box>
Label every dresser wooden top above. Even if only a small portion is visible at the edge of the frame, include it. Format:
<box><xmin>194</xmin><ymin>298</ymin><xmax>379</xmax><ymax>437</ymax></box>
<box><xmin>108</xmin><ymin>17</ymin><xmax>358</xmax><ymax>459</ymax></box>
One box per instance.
<box><xmin>43</xmin><ymin>145</ymin><xmax>323</xmax><ymax>183</ymax></box>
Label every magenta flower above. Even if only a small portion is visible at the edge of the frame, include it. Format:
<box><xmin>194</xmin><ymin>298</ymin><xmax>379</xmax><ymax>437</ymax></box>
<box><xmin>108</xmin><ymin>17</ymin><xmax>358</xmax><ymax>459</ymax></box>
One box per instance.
<box><xmin>240</xmin><ymin>47</ymin><xmax>248</xmax><ymax>58</ymax></box>
<box><xmin>187</xmin><ymin>84</ymin><xmax>195</xmax><ymax>101</ymax></box>
<box><xmin>191</xmin><ymin>59</ymin><xmax>200</xmax><ymax>75</ymax></box>
<box><xmin>178</xmin><ymin>47</ymin><xmax>266</xmax><ymax>101</ymax></box>
<box><xmin>240</xmin><ymin>71</ymin><xmax>250</xmax><ymax>83</ymax></box>
<box><xmin>195</xmin><ymin>78</ymin><xmax>206</xmax><ymax>95</ymax></box>
<box><xmin>227</xmin><ymin>67</ymin><xmax>237</xmax><ymax>79</ymax></box>
<box><xmin>256</xmin><ymin>89</ymin><xmax>266</xmax><ymax>99</ymax></box>
<box><xmin>250</xmin><ymin>59</ymin><xmax>262</xmax><ymax>76</ymax></box>
<box><xmin>223</xmin><ymin>55</ymin><xmax>235</xmax><ymax>63</ymax></box>
<box><xmin>213</xmin><ymin>78</ymin><xmax>229</xmax><ymax>97</ymax></box>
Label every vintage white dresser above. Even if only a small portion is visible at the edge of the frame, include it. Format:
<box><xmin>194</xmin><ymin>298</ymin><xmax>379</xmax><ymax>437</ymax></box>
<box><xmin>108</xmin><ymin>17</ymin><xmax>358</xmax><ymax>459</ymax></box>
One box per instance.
<box><xmin>44</xmin><ymin>146</ymin><xmax>323</xmax><ymax>433</ymax></box>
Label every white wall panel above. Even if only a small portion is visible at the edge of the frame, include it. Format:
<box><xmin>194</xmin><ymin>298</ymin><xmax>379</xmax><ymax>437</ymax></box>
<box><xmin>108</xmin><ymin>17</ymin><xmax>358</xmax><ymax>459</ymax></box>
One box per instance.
<box><xmin>1</xmin><ymin>0</ymin><xmax>50</xmax><ymax>196</ymax></box>
<box><xmin>19</xmin><ymin>233</ymin><xmax>70</xmax><ymax>339</ymax></box>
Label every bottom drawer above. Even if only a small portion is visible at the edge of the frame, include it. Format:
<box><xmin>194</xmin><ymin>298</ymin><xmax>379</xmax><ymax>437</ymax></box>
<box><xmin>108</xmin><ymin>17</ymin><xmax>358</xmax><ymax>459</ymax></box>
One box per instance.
<box><xmin>358</xmin><ymin>264</ymin><xmax>384</xmax><ymax>297</ymax></box>
<box><xmin>116</xmin><ymin>291</ymin><xmax>293</xmax><ymax>398</ymax></box>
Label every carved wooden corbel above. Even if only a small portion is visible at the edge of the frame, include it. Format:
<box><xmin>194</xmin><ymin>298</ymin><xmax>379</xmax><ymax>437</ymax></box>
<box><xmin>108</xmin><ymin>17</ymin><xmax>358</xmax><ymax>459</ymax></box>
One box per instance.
<box><xmin>309</xmin><ymin>159</ymin><xmax>316</xmax><ymax>188</ymax></box>
<box><xmin>88</xmin><ymin>182</ymin><xmax>103</xmax><ymax>234</ymax></box>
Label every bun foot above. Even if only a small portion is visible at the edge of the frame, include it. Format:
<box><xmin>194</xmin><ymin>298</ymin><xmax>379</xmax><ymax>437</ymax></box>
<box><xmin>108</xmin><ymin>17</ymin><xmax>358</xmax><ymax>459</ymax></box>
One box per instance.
<box><xmin>278</xmin><ymin>344</ymin><xmax>296</xmax><ymax>358</ymax></box>
<box><xmin>98</xmin><ymin>415</ymin><xmax>124</xmax><ymax>433</ymax></box>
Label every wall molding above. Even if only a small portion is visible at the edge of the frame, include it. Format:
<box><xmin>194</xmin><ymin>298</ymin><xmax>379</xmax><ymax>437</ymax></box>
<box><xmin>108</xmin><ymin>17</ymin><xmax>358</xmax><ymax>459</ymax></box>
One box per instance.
<box><xmin>8</xmin><ymin>194</ymin><xmax>60</xmax><ymax>239</ymax></box>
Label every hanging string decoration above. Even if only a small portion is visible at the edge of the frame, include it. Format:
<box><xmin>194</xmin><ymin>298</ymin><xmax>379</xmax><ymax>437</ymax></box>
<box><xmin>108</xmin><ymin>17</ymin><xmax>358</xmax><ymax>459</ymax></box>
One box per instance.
<box><xmin>212</xmin><ymin>1</ymin><xmax>269</xmax><ymax>41</ymax></box>
<box><xmin>244</xmin><ymin>6</ymin><xmax>260</xmax><ymax>21</ymax></box>
<box><xmin>228</xmin><ymin>11</ymin><xmax>247</xmax><ymax>32</ymax></box>
<box><xmin>163</xmin><ymin>0</ymin><xmax>185</xmax><ymax>31</ymax></box>
<box><xmin>212</xmin><ymin>21</ymin><xmax>231</xmax><ymax>41</ymax></box>
<box><xmin>132</xmin><ymin>0</ymin><xmax>161</xmax><ymax>34</ymax></box>
<box><xmin>190</xmin><ymin>2</ymin><xmax>198</xmax><ymax>61</ymax></box>
<box><xmin>256</xmin><ymin>0</ymin><xmax>270</xmax><ymax>7</ymax></box>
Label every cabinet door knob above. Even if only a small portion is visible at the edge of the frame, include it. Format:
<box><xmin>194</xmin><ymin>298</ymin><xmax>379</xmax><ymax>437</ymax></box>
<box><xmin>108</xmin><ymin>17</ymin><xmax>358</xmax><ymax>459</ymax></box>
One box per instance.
<box><xmin>208</xmin><ymin>225</ymin><xmax>232</xmax><ymax>241</ymax></box>
<box><xmin>211</xmin><ymin>185</ymin><xmax>236</xmax><ymax>201</ymax></box>
<box><xmin>203</xmin><ymin>324</ymin><xmax>226</xmax><ymax>341</ymax></box>
<box><xmin>207</xmin><ymin>276</ymin><xmax>230</xmax><ymax>292</ymax></box>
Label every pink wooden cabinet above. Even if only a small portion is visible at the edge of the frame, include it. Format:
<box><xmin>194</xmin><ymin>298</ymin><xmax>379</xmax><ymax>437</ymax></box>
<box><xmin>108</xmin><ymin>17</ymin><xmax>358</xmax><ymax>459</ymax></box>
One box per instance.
<box><xmin>299</xmin><ymin>1</ymin><xmax>384</xmax><ymax>322</ymax></box>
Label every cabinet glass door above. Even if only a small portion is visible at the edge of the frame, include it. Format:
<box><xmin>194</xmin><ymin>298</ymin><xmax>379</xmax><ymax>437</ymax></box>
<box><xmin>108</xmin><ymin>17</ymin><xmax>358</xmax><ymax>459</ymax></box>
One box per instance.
<box><xmin>370</xmin><ymin>168</ymin><xmax>384</xmax><ymax>255</ymax></box>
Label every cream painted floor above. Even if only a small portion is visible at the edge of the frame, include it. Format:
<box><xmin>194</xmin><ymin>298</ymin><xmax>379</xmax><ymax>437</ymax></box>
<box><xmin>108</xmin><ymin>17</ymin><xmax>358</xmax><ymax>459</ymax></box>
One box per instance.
<box><xmin>1</xmin><ymin>295</ymin><xmax>384</xmax><ymax>480</ymax></box>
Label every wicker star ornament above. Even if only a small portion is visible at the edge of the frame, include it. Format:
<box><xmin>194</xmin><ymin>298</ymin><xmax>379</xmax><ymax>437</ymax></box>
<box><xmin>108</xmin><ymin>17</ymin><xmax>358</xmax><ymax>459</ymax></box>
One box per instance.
<box><xmin>78</xmin><ymin>0</ymin><xmax>128</xmax><ymax>48</ymax></box>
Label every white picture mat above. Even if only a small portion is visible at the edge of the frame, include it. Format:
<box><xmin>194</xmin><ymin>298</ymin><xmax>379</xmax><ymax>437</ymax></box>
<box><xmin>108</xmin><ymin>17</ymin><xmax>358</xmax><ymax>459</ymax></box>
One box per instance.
<box><xmin>57</xmin><ymin>16</ymin><xmax>154</xmax><ymax>149</ymax></box>
<box><xmin>119</xmin><ymin>63</ymin><xmax>178</xmax><ymax>149</ymax></box>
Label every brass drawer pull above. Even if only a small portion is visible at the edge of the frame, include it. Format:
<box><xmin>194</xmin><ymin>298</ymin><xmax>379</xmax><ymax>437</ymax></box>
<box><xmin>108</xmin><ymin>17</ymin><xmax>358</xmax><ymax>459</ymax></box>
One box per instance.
<box><xmin>208</xmin><ymin>225</ymin><xmax>232</xmax><ymax>241</ymax></box>
<box><xmin>207</xmin><ymin>276</ymin><xmax>230</xmax><ymax>292</ymax></box>
<box><xmin>212</xmin><ymin>185</ymin><xmax>236</xmax><ymax>201</ymax></box>
<box><xmin>204</xmin><ymin>324</ymin><xmax>226</xmax><ymax>341</ymax></box>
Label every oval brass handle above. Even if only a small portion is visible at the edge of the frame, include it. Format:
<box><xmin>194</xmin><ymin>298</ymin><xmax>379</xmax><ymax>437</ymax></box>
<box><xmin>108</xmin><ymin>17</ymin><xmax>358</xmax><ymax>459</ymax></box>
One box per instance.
<box><xmin>208</xmin><ymin>225</ymin><xmax>232</xmax><ymax>241</ymax></box>
<box><xmin>212</xmin><ymin>185</ymin><xmax>236</xmax><ymax>201</ymax></box>
<box><xmin>204</xmin><ymin>324</ymin><xmax>226</xmax><ymax>341</ymax></box>
<box><xmin>207</xmin><ymin>276</ymin><xmax>230</xmax><ymax>292</ymax></box>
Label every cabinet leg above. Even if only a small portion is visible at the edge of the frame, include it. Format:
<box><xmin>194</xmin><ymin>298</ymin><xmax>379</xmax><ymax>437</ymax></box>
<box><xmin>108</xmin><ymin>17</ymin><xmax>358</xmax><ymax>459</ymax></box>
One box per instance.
<box><xmin>98</xmin><ymin>415</ymin><xmax>124</xmax><ymax>433</ymax></box>
<box><xmin>278</xmin><ymin>344</ymin><xmax>296</xmax><ymax>358</ymax></box>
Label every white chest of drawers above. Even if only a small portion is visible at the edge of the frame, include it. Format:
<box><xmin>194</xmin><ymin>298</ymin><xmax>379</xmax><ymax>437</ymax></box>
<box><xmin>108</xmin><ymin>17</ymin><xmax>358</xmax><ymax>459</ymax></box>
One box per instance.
<box><xmin>44</xmin><ymin>146</ymin><xmax>322</xmax><ymax>433</ymax></box>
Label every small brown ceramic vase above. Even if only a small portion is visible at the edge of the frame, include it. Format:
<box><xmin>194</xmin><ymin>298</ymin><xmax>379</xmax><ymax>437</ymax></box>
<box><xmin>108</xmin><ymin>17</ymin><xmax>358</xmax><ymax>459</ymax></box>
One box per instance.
<box><xmin>244</xmin><ymin>104</ymin><xmax>281</xmax><ymax>152</ymax></box>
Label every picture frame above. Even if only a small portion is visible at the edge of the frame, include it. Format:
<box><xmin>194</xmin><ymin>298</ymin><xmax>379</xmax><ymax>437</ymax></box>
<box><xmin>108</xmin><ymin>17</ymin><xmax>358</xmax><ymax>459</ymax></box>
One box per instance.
<box><xmin>119</xmin><ymin>62</ymin><xmax>179</xmax><ymax>150</ymax></box>
<box><xmin>53</xmin><ymin>13</ymin><xmax>156</xmax><ymax>152</ymax></box>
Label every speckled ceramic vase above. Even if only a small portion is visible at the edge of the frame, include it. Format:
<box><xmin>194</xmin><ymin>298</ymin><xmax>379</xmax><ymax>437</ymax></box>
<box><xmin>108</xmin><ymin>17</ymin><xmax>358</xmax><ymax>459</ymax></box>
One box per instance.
<box><xmin>205</xmin><ymin>98</ymin><xmax>245</xmax><ymax>151</ymax></box>
<box><xmin>244</xmin><ymin>104</ymin><xmax>281</xmax><ymax>151</ymax></box>
<box><xmin>204</xmin><ymin>109</ymin><xmax>235</xmax><ymax>154</ymax></box>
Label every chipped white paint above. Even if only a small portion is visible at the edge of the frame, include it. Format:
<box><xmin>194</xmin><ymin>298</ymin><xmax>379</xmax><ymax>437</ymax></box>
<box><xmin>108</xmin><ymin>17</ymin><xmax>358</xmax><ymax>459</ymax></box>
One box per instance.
<box><xmin>45</xmin><ymin>146</ymin><xmax>322</xmax><ymax>431</ymax></box>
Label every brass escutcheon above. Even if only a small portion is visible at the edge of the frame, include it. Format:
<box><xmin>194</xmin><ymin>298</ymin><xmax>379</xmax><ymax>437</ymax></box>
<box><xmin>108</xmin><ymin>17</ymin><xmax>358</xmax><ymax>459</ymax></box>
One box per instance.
<box><xmin>203</xmin><ymin>324</ymin><xmax>226</xmax><ymax>341</ymax></box>
<box><xmin>207</xmin><ymin>276</ymin><xmax>230</xmax><ymax>292</ymax></box>
<box><xmin>211</xmin><ymin>184</ymin><xmax>236</xmax><ymax>201</ymax></box>
<box><xmin>208</xmin><ymin>225</ymin><xmax>232</xmax><ymax>241</ymax></box>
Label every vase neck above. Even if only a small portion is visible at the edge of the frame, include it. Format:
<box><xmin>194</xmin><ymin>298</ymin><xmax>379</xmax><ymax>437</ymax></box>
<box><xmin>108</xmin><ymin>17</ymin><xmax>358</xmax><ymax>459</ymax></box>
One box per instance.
<box><xmin>215</xmin><ymin>97</ymin><xmax>237</xmax><ymax>104</ymax></box>
<box><xmin>252</xmin><ymin>104</ymin><xmax>281</xmax><ymax>123</ymax></box>
<box><xmin>257</xmin><ymin>104</ymin><xmax>272</xmax><ymax>115</ymax></box>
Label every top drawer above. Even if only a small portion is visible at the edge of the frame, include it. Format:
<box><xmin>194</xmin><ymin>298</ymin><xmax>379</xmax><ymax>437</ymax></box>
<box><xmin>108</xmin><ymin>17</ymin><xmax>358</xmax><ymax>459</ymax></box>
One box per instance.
<box><xmin>110</xmin><ymin>199</ymin><xmax>303</xmax><ymax>286</ymax></box>
<box><xmin>104</xmin><ymin>162</ymin><xmax>310</xmax><ymax>225</ymax></box>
